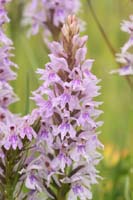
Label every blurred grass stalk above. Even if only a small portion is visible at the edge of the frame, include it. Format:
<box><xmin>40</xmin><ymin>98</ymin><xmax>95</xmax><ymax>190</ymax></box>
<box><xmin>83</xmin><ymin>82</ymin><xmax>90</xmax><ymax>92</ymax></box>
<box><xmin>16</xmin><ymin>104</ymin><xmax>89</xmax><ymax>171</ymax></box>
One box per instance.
<box><xmin>124</xmin><ymin>176</ymin><xmax>131</xmax><ymax>200</ymax></box>
<box><xmin>87</xmin><ymin>0</ymin><xmax>116</xmax><ymax>57</ymax></box>
<box><xmin>25</xmin><ymin>71</ymin><xmax>30</xmax><ymax>115</ymax></box>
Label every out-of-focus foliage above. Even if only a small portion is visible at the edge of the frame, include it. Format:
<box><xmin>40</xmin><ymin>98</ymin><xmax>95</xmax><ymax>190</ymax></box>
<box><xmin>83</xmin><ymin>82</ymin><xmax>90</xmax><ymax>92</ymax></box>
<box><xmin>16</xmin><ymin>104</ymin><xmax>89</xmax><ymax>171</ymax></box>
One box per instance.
<box><xmin>7</xmin><ymin>0</ymin><xmax>133</xmax><ymax>199</ymax></box>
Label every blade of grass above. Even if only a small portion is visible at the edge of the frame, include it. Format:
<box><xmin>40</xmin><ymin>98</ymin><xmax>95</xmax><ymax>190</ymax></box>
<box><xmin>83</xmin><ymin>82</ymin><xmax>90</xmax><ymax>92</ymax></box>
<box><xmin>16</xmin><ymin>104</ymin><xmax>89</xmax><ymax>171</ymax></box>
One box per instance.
<box><xmin>25</xmin><ymin>71</ymin><xmax>30</xmax><ymax>115</ymax></box>
<box><xmin>124</xmin><ymin>176</ymin><xmax>131</xmax><ymax>200</ymax></box>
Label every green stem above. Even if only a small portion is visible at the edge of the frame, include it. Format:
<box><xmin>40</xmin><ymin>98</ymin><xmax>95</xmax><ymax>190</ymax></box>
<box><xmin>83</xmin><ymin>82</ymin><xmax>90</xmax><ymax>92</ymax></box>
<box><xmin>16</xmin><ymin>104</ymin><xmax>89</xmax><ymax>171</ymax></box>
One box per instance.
<box><xmin>4</xmin><ymin>150</ymin><xmax>20</xmax><ymax>200</ymax></box>
<box><xmin>56</xmin><ymin>184</ymin><xmax>70</xmax><ymax>200</ymax></box>
<box><xmin>57</xmin><ymin>189</ymin><xmax>66</xmax><ymax>200</ymax></box>
<box><xmin>5</xmin><ymin>161</ymin><xmax>14</xmax><ymax>199</ymax></box>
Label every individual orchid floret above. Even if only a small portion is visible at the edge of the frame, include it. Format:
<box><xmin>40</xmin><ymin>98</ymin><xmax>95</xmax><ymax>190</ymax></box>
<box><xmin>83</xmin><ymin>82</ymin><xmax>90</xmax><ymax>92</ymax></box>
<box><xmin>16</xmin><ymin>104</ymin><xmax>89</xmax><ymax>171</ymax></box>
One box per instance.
<box><xmin>111</xmin><ymin>15</ymin><xmax>133</xmax><ymax>75</ymax></box>
<box><xmin>23</xmin><ymin>15</ymin><xmax>103</xmax><ymax>199</ymax></box>
<box><xmin>23</xmin><ymin>0</ymin><xmax>81</xmax><ymax>41</ymax></box>
<box><xmin>0</xmin><ymin>81</ymin><xmax>18</xmax><ymax>108</ymax></box>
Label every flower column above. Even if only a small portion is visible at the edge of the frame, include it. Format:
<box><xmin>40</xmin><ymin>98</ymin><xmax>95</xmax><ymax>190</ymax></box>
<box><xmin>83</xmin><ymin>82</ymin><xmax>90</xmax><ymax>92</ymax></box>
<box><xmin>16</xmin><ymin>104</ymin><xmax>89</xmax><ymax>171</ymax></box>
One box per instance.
<box><xmin>0</xmin><ymin>1</ymin><xmax>37</xmax><ymax>199</ymax></box>
<box><xmin>0</xmin><ymin>1</ymin><xmax>19</xmax><ymax>198</ymax></box>
<box><xmin>24</xmin><ymin>15</ymin><xmax>103</xmax><ymax>200</ymax></box>
<box><xmin>0</xmin><ymin>0</ymin><xmax>18</xmax><ymax>118</ymax></box>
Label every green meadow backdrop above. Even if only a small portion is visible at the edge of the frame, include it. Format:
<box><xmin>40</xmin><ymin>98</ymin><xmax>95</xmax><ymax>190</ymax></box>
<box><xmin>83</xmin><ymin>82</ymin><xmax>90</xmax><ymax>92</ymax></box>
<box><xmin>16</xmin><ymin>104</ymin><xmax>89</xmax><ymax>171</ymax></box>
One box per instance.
<box><xmin>7</xmin><ymin>0</ymin><xmax>133</xmax><ymax>199</ymax></box>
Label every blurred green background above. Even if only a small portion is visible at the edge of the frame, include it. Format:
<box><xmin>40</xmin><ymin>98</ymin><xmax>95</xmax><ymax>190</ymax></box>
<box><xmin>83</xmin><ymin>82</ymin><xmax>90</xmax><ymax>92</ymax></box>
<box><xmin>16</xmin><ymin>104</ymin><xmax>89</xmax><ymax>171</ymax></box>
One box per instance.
<box><xmin>7</xmin><ymin>0</ymin><xmax>133</xmax><ymax>199</ymax></box>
